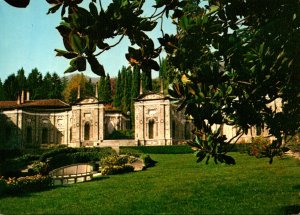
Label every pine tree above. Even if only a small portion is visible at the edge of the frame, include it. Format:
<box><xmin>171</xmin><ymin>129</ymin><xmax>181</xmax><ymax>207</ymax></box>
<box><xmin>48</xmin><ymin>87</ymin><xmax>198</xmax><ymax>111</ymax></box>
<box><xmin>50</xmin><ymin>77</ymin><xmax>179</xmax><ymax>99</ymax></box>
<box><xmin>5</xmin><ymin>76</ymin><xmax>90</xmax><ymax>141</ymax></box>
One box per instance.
<box><xmin>0</xmin><ymin>79</ymin><xmax>4</xmax><ymax>101</ymax></box>
<box><xmin>27</xmin><ymin>68</ymin><xmax>43</xmax><ymax>100</ymax></box>
<box><xmin>16</xmin><ymin>68</ymin><xmax>27</xmax><ymax>92</ymax></box>
<box><xmin>4</xmin><ymin>74</ymin><xmax>19</xmax><ymax>100</ymax></box>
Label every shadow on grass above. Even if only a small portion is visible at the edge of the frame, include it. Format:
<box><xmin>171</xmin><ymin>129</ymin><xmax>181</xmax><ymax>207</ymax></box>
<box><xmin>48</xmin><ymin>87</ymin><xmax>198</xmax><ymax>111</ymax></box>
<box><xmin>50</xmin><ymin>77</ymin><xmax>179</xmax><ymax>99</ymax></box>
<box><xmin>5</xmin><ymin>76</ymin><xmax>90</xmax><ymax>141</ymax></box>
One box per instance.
<box><xmin>282</xmin><ymin>205</ymin><xmax>300</xmax><ymax>215</ymax></box>
<box><xmin>281</xmin><ymin>184</ymin><xmax>300</xmax><ymax>215</ymax></box>
<box><xmin>0</xmin><ymin>186</ymin><xmax>55</xmax><ymax>199</ymax></box>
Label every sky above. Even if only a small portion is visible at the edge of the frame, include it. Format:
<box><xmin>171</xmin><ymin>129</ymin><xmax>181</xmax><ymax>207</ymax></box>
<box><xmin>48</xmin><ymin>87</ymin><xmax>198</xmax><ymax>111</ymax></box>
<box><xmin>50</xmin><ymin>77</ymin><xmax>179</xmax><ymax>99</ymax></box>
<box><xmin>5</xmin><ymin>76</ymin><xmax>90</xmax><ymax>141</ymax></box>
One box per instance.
<box><xmin>0</xmin><ymin>0</ymin><xmax>175</xmax><ymax>81</ymax></box>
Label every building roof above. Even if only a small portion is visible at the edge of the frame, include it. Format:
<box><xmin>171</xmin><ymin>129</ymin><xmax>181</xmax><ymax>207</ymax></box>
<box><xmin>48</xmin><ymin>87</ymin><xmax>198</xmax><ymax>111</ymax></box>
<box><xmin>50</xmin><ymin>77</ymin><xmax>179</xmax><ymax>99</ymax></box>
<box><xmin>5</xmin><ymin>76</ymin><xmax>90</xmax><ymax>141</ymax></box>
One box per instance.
<box><xmin>0</xmin><ymin>99</ymin><xmax>70</xmax><ymax>110</ymax></box>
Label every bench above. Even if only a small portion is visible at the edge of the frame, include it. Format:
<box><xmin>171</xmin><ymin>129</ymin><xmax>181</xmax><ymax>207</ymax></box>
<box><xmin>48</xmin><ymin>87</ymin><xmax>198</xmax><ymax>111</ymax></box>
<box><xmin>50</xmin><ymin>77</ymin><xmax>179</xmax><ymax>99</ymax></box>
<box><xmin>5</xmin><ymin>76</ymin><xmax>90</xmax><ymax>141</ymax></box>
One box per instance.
<box><xmin>49</xmin><ymin>163</ymin><xmax>94</xmax><ymax>185</ymax></box>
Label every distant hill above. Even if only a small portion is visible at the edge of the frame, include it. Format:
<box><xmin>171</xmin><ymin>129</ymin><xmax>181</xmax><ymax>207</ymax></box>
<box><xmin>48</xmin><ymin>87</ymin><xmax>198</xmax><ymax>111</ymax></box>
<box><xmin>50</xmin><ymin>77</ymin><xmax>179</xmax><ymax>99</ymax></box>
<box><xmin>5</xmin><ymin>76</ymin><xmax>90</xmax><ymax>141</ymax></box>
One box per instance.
<box><xmin>62</xmin><ymin>73</ymin><xmax>101</xmax><ymax>84</ymax></box>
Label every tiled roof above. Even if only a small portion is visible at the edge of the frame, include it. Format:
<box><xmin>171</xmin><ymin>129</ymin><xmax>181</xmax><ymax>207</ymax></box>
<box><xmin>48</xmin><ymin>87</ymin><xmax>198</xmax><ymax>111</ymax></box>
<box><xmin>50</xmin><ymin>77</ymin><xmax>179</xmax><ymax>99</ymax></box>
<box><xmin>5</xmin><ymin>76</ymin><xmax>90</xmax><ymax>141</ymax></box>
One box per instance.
<box><xmin>0</xmin><ymin>99</ymin><xmax>70</xmax><ymax>109</ymax></box>
<box><xmin>0</xmin><ymin>101</ymin><xmax>18</xmax><ymax>108</ymax></box>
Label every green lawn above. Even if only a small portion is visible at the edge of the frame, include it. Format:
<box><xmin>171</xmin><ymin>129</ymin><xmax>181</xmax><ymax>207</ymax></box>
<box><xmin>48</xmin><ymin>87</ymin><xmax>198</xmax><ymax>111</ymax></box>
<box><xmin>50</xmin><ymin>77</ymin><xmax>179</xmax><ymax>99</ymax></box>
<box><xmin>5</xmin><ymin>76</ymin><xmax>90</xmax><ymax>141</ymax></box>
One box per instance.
<box><xmin>0</xmin><ymin>153</ymin><xmax>299</xmax><ymax>214</ymax></box>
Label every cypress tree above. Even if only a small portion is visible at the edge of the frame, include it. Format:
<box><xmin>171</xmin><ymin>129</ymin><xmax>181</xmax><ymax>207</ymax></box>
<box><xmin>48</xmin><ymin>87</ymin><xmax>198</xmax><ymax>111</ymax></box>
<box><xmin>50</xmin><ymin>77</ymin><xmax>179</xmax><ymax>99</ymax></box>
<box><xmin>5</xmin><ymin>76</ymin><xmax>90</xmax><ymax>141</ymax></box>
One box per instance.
<box><xmin>122</xmin><ymin>68</ymin><xmax>132</xmax><ymax>113</ymax></box>
<box><xmin>98</xmin><ymin>76</ymin><xmax>105</xmax><ymax>101</ymax></box>
<box><xmin>130</xmin><ymin>66</ymin><xmax>141</xmax><ymax>128</ymax></box>
<box><xmin>103</xmin><ymin>74</ymin><xmax>112</xmax><ymax>103</ymax></box>
<box><xmin>131</xmin><ymin>65</ymin><xmax>140</xmax><ymax>99</ymax></box>
<box><xmin>142</xmin><ymin>68</ymin><xmax>152</xmax><ymax>92</ymax></box>
<box><xmin>114</xmin><ymin>71</ymin><xmax>123</xmax><ymax>108</ymax></box>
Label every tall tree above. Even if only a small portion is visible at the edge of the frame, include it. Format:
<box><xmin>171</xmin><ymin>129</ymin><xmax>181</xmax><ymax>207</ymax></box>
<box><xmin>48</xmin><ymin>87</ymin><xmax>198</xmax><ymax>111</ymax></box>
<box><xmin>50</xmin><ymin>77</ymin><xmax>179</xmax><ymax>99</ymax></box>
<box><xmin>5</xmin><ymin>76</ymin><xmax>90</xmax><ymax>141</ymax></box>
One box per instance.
<box><xmin>131</xmin><ymin>66</ymin><xmax>140</xmax><ymax>99</ymax></box>
<box><xmin>49</xmin><ymin>72</ymin><xmax>63</xmax><ymax>99</ymax></box>
<box><xmin>85</xmin><ymin>78</ymin><xmax>94</xmax><ymax>98</ymax></box>
<box><xmin>102</xmin><ymin>74</ymin><xmax>112</xmax><ymax>103</ymax></box>
<box><xmin>27</xmin><ymin>68</ymin><xmax>43</xmax><ymax>100</ymax></box>
<box><xmin>0</xmin><ymin>79</ymin><xmax>5</xmax><ymax>101</ymax></box>
<box><xmin>114</xmin><ymin>71</ymin><xmax>123</xmax><ymax>108</ymax></box>
<box><xmin>3</xmin><ymin>74</ymin><xmax>18</xmax><ymax>101</ymax></box>
<box><xmin>40</xmin><ymin>72</ymin><xmax>53</xmax><ymax>99</ymax></box>
<box><xmin>16</xmin><ymin>68</ymin><xmax>27</xmax><ymax>92</ymax></box>
<box><xmin>122</xmin><ymin>68</ymin><xmax>132</xmax><ymax>113</ymax></box>
<box><xmin>98</xmin><ymin>75</ymin><xmax>105</xmax><ymax>101</ymax></box>
<box><xmin>63</xmin><ymin>73</ymin><xmax>88</xmax><ymax>103</ymax></box>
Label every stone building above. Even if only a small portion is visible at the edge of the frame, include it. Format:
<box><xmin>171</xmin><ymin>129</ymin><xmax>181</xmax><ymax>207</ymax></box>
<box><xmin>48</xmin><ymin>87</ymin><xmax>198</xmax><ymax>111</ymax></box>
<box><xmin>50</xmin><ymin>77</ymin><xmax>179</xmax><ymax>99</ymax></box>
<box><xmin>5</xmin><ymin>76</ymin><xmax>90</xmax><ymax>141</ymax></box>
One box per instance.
<box><xmin>0</xmin><ymin>92</ymin><xmax>130</xmax><ymax>148</ymax></box>
<box><xmin>0</xmin><ymin>89</ymin><xmax>282</xmax><ymax>149</ymax></box>
<box><xmin>134</xmin><ymin>92</ymin><xmax>193</xmax><ymax>146</ymax></box>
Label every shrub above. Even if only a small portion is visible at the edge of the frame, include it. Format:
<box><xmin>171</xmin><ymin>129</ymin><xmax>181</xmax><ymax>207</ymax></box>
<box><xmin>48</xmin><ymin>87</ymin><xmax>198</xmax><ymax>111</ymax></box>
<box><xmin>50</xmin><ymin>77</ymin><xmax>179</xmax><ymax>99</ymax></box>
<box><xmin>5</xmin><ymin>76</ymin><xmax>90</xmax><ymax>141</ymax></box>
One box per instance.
<box><xmin>101</xmin><ymin>165</ymin><xmax>134</xmax><ymax>175</ymax></box>
<box><xmin>249</xmin><ymin>136</ymin><xmax>270</xmax><ymax>158</ymax></box>
<box><xmin>119</xmin><ymin>148</ymin><xmax>142</xmax><ymax>157</ymax></box>
<box><xmin>106</xmin><ymin>130</ymin><xmax>134</xmax><ymax>139</ymax></box>
<box><xmin>28</xmin><ymin>162</ymin><xmax>49</xmax><ymax>175</ymax></box>
<box><xmin>1</xmin><ymin>174</ymin><xmax>52</xmax><ymax>196</ymax></box>
<box><xmin>39</xmin><ymin>147</ymin><xmax>116</xmax><ymax>171</ymax></box>
<box><xmin>120</xmin><ymin>145</ymin><xmax>194</xmax><ymax>154</ymax></box>
<box><xmin>100</xmin><ymin>155</ymin><xmax>136</xmax><ymax>175</ymax></box>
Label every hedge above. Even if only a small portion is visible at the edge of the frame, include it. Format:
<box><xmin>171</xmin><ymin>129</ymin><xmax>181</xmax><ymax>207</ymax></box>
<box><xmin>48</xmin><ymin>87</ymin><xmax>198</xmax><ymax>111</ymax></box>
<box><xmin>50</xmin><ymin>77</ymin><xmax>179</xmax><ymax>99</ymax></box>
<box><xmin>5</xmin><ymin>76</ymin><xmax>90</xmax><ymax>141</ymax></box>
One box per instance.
<box><xmin>120</xmin><ymin>145</ymin><xmax>194</xmax><ymax>154</ymax></box>
<box><xmin>39</xmin><ymin>147</ymin><xmax>117</xmax><ymax>171</ymax></box>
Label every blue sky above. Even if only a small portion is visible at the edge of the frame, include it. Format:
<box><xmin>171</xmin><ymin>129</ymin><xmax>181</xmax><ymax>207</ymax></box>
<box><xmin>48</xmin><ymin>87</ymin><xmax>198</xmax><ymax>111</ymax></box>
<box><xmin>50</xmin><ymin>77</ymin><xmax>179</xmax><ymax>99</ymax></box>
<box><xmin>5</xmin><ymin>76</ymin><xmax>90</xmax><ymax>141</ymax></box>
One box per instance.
<box><xmin>0</xmin><ymin>0</ymin><xmax>175</xmax><ymax>81</ymax></box>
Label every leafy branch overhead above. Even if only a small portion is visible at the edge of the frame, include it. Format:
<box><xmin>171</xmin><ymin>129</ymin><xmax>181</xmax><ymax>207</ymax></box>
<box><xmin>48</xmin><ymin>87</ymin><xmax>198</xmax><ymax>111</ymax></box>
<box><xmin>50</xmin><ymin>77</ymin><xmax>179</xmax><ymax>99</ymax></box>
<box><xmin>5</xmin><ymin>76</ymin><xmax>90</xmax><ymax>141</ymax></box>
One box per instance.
<box><xmin>5</xmin><ymin>0</ymin><xmax>300</xmax><ymax>165</ymax></box>
<box><xmin>44</xmin><ymin>0</ymin><xmax>161</xmax><ymax>77</ymax></box>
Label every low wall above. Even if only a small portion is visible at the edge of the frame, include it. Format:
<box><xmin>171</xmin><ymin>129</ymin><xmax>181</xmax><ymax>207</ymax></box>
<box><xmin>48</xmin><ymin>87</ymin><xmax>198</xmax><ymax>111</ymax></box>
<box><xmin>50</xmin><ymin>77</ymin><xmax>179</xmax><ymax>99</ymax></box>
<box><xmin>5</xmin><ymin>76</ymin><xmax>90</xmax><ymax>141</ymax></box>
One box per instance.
<box><xmin>100</xmin><ymin>139</ymin><xmax>137</xmax><ymax>148</ymax></box>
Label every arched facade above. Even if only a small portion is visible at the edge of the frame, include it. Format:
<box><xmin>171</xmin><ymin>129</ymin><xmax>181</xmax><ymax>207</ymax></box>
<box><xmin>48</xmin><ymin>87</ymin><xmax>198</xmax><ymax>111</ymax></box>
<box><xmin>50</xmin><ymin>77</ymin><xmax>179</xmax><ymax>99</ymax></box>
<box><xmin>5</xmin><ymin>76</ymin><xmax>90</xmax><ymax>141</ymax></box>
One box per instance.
<box><xmin>134</xmin><ymin>92</ymin><xmax>192</xmax><ymax>146</ymax></box>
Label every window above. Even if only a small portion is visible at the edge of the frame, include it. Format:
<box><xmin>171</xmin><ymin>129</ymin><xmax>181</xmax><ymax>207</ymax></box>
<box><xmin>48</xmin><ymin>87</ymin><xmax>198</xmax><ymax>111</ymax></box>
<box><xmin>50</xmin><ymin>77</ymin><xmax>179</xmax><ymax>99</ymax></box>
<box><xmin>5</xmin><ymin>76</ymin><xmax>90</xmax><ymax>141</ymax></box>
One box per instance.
<box><xmin>26</xmin><ymin>126</ymin><xmax>32</xmax><ymax>144</ymax></box>
<box><xmin>42</xmin><ymin>128</ymin><xmax>48</xmax><ymax>144</ymax></box>
<box><xmin>70</xmin><ymin>127</ymin><xmax>72</xmax><ymax>141</ymax></box>
<box><xmin>84</xmin><ymin>123</ymin><xmax>90</xmax><ymax>140</ymax></box>
<box><xmin>148</xmin><ymin>119</ymin><xmax>155</xmax><ymax>139</ymax></box>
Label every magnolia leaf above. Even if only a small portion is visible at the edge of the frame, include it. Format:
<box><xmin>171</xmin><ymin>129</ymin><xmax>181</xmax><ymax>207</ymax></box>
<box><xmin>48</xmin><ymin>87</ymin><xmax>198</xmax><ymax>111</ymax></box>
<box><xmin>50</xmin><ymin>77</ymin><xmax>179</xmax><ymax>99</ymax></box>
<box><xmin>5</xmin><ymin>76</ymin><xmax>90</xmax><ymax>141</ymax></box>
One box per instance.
<box><xmin>64</xmin><ymin>65</ymin><xmax>77</xmax><ymax>73</ymax></box>
<box><xmin>87</xmin><ymin>56</ymin><xmax>105</xmax><ymax>76</ymax></box>
<box><xmin>70</xmin><ymin>56</ymin><xmax>86</xmax><ymax>71</ymax></box>
<box><xmin>47</xmin><ymin>3</ymin><xmax>62</xmax><ymax>15</ymax></box>
<box><xmin>54</xmin><ymin>49</ymin><xmax>78</xmax><ymax>59</ymax></box>
<box><xmin>4</xmin><ymin>0</ymin><xmax>30</xmax><ymax>8</ymax></box>
<box><xmin>89</xmin><ymin>2</ymin><xmax>98</xmax><ymax>17</ymax></box>
<box><xmin>70</xmin><ymin>33</ymin><xmax>84</xmax><ymax>53</ymax></box>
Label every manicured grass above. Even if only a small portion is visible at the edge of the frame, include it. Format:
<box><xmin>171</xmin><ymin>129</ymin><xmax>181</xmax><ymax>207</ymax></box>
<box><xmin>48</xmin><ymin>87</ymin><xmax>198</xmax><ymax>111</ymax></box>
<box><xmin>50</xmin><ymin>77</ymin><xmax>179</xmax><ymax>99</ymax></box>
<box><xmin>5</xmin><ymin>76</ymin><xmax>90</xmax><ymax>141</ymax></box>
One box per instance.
<box><xmin>0</xmin><ymin>153</ymin><xmax>299</xmax><ymax>214</ymax></box>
